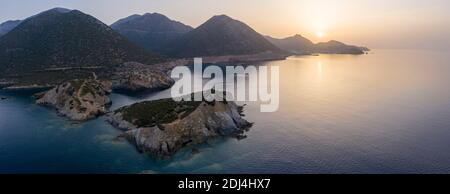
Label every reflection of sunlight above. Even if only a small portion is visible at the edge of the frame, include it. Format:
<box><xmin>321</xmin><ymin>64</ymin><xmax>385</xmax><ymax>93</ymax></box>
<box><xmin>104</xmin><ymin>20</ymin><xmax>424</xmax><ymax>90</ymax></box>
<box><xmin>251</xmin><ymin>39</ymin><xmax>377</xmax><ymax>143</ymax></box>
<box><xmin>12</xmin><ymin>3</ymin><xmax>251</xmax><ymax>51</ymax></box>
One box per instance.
<box><xmin>317</xmin><ymin>61</ymin><xmax>323</xmax><ymax>80</ymax></box>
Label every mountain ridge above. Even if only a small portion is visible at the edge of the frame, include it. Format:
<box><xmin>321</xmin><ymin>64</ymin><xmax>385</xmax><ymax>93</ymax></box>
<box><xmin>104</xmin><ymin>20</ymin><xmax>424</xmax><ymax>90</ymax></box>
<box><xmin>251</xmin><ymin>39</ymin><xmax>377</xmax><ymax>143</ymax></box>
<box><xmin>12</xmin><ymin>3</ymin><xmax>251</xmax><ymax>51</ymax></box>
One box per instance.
<box><xmin>0</xmin><ymin>20</ymin><xmax>22</xmax><ymax>37</ymax></box>
<box><xmin>266</xmin><ymin>34</ymin><xmax>368</xmax><ymax>55</ymax></box>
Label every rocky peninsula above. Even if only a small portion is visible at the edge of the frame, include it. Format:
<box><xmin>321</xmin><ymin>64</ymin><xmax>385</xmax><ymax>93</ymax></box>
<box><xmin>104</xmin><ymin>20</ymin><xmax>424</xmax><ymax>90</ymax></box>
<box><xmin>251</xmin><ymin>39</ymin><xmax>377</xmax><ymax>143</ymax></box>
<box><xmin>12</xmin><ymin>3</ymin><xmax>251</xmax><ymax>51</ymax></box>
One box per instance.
<box><xmin>34</xmin><ymin>79</ymin><xmax>112</xmax><ymax>121</ymax></box>
<box><xmin>107</xmin><ymin>94</ymin><xmax>252</xmax><ymax>157</ymax></box>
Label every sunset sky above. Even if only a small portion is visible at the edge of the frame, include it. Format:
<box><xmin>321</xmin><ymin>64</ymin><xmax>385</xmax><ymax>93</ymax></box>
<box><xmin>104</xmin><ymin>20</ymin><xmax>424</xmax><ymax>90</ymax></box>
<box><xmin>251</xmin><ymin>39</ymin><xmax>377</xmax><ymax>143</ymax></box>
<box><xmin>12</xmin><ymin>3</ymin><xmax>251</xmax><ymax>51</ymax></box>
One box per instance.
<box><xmin>1</xmin><ymin>0</ymin><xmax>449</xmax><ymax>50</ymax></box>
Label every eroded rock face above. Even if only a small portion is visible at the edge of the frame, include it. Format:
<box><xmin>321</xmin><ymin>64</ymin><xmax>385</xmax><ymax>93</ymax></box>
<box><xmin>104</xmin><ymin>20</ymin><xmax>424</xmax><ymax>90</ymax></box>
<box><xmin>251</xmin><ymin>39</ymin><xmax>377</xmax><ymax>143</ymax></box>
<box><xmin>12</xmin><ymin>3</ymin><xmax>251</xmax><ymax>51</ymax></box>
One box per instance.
<box><xmin>35</xmin><ymin>79</ymin><xmax>112</xmax><ymax>121</ymax></box>
<box><xmin>107</xmin><ymin>97</ymin><xmax>252</xmax><ymax>157</ymax></box>
<box><xmin>111</xmin><ymin>62</ymin><xmax>175</xmax><ymax>93</ymax></box>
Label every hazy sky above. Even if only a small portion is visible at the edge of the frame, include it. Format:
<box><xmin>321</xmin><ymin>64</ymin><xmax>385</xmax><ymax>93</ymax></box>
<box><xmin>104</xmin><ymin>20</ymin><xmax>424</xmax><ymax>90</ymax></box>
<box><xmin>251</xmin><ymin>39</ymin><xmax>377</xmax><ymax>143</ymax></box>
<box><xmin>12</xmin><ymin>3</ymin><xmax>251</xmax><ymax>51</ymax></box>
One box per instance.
<box><xmin>1</xmin><ymin>0</ymin><xmax>449</xmax><ymax>50</ymax></box>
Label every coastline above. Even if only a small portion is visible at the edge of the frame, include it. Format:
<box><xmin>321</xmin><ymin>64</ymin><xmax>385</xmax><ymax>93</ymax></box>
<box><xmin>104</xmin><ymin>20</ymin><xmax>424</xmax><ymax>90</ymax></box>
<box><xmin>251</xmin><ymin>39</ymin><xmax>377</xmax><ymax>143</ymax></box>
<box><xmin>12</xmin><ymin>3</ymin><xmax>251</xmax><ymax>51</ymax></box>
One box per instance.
<box><xmin>154</xmin><ymin>51</ymin><xmax>290</xmax><ymax>72</ymax></box>
<box><xmin>0</xmin><ymin>52</ymin><xmax>288</xmax><ymax>91</ymax></box>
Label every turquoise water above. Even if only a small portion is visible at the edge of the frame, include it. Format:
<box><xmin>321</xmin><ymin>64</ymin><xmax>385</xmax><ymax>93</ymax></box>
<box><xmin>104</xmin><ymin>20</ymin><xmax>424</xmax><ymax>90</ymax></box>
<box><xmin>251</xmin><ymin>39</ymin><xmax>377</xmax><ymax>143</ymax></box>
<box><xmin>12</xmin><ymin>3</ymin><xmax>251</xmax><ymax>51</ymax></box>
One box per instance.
<box><xmin>1</xmin><ymin>50</ymin><xmax>450</xmax><ymax>173</ymax></box>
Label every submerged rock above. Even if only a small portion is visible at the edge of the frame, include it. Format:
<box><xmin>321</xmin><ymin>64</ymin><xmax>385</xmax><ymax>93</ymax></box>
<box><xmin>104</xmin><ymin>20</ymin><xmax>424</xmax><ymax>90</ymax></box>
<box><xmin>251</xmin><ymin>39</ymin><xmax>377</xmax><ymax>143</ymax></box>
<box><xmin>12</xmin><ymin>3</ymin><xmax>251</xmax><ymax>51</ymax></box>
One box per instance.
<box><xmin>35</xmin><ymin>79</ymin><xmax>112</xmax><ymax>121</ymax></box>
<box><xmin>111</xmin><ymin>62</ymin><xmax>175</xmax><ymax>93</ymax></box>
<box><xmin>107</xmin><ymin>94</ymin><xmax>252</xmax><ymax>157</ymax></box>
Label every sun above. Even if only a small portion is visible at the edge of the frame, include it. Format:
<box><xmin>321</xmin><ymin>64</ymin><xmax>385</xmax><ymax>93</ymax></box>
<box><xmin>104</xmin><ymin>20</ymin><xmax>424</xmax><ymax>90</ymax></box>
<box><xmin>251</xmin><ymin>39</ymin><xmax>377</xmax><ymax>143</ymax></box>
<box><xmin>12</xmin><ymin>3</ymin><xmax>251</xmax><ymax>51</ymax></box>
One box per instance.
<box><xmin>316</xmin><ymin>32</ymin><xmax>325</xmax><ymax>38</ymax></box>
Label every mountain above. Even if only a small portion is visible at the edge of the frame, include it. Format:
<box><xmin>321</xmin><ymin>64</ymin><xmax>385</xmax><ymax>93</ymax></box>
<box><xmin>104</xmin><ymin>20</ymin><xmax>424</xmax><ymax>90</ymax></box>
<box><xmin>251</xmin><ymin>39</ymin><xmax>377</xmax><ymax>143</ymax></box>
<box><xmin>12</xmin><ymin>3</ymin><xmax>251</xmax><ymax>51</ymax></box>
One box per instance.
<box><xmin>266</xmin><ymin>35</ymin><xmax>368</xmax><ymax>55</ymax></box>
<box><xmin>111</xmin><ymin>13</ymin><xmax>193</xmax><ymax>53</ymax></box>
<box><xmin>314</xmin><ymin>40</ymin><xmax>367</xmax><ymax>54</ymax></box>
<box><xmin>165</xmin><ymin>15</ymin><xmax>283</xmax><ymax>58</ymax></box>
<box><xmin>265</xmin><ymin>34</ymin><xmax>315</xmax><ymax>54</ymax></box>
<box><xmin>0</xmin><ymin>8</ymin><xmax>164</xmax><ymax>84</ymax></box>
<box><xmin>0</xmin><ymin>20</ymin><xmax>21</xmax><ymax>37</ymax></box>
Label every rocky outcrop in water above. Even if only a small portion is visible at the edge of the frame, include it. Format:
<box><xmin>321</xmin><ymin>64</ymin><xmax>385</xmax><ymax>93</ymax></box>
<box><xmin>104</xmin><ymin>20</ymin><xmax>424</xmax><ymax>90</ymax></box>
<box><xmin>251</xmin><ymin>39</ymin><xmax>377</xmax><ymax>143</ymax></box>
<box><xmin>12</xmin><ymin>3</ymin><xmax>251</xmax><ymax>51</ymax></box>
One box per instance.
<box><xmin>107</xmin><ymin>94</ymin><xmax>252</xmax><ymax>157</ymax></box>
<box><xmin>35</xmin><ymin>79</ymin><xmax>112</xmax><ymax>121</ymax></box>
<box><xmin>111</xmin><ymin>62</ymin><xmax>175</xmax><ymax>93</ymax></box>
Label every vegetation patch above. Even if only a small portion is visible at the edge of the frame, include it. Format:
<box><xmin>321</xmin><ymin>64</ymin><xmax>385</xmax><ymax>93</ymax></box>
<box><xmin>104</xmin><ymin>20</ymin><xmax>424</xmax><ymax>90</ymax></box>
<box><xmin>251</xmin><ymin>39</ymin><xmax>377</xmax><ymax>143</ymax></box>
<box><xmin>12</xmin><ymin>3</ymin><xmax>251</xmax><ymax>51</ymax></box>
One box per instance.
<box><xmin>69</xmin><ymin>80</ymin><xmax>84</xmax><ymax>91</ymax></box>
<box><xmin>80</xmin><ymin>82</ymin><xmax>98</xmax><ymax>97</ymax></box>
<box><xmin>116</xmin><ymin>99</ymin><xmax>202</xmax><ymax>128</ymax></box>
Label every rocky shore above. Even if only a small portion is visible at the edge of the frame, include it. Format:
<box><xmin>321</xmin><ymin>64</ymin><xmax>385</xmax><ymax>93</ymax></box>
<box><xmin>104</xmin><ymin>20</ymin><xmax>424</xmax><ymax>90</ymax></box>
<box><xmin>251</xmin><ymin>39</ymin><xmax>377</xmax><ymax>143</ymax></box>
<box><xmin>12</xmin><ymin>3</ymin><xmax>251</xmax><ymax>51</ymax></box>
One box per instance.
<box><xmin>34</xmin><ymin>79</ymin><xmax>112</xmax><ymax>121</ymax></box>
<box><xmin>107</xmin><ymin>94</ymin><xmax>252</xmax><ymax>157</ymax></box>
<box><xmin>111</xmin><ymin>62</ymin><xmax>175</xmax><ymax>93</ymax></box>
<box><xmin>0</xmin><ymin>80</ymin><xmax>14</xmax><ymax>88</ymax></box>
<box><xmin>0</xmin><ymin>54</ymin><xmax>285</xmax><ymax>93</ymax></box>
<box><xmin>3</xmin><ymin>58</ymin><xmax>259</xmax><ymax>157</ymax></box>
<box><xmin>9</xmin><ymin>60</ymin><xmax>177</xmax><ymax>120</ymax></box>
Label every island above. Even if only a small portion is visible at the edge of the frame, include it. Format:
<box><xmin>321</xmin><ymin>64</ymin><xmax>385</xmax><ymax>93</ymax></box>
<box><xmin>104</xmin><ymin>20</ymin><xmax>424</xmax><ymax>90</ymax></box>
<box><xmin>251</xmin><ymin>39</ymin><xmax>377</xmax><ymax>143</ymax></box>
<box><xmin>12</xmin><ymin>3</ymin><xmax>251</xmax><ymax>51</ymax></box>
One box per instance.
<box><xmin>107</xmin><ymin>92</ymin><xmax>252</xmax><ymax>157</ymax></box>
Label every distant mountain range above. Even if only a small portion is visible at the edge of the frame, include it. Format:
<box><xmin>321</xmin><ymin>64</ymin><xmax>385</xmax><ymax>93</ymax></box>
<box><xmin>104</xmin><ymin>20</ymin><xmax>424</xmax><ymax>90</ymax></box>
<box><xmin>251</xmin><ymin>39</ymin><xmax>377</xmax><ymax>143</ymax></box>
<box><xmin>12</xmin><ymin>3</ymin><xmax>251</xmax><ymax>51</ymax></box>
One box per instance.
<box><xmin>0</xmin><ymin>7</ymin><xmax>369</xmax><ymax>86</ymax></box>
<box><xmin>111</xmin><ymin>13</ymin><xmax>193</xmax><ymax>53</ymax></box>
<box><xmin>112</xmin><ymin>13</ymin><xmax>367</xmax><ymax>57</ymax></box>
<box><xmin>314</xmin><ymin>40</ymin><xmax>369</xmax><ymax>54</ymax></box>
<box><xmin>0</xmin><ymin>8</ymin><xmax>163</xmax><ymax>80</ymax></box>
<box><xmin>266</xmin><ymin>34</ymin><xmax>369</xmax><ymax>55</ymax></box>
<box><xmin>0</xmin><ymin>20</ymin><xmax>21</xmax><ymax>37</ymax></box>
<box><xmin>112</xmin><ymin>14</ymin><xmax>284</xmax><ymax>58</ymax></box>
<box><xmin>1</xmin><ymin>9</ymin><xmax>369</xmax><ymax>61</ymax></box>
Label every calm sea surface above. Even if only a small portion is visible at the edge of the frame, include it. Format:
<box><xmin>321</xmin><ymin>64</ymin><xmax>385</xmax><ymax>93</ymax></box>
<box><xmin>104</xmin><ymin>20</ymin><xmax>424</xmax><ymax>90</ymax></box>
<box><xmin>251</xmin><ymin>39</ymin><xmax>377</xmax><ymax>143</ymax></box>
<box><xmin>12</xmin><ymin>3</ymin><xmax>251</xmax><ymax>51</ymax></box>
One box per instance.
<box><xmin>1</xmin><ymin>49</ymin><xmax>450</xmax><ymax>173</ymax></box>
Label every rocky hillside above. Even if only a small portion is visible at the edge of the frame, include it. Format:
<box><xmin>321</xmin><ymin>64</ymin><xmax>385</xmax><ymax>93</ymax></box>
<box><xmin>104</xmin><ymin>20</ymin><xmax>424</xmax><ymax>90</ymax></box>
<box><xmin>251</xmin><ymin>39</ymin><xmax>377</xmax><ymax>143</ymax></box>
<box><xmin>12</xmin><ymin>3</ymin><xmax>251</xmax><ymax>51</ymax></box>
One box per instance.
<box><xmin>0</xmin><ymin>8</ymin><xmax>164</xmax><ymax>85</ymax></box>
<box><xmin>0</xmin><ymin>20</ymin><xmax>21</xmax><ymax>37</ymax></box>
<box><xmin>35</xmin><ymin>79</ymin><xmax>112</xmax><ymax>121</ymax></box>
<box><xmin>111</xmin><ymin>13</ymin><xmax>193</xmax><ymax>53</ymax></box>
<box><xmin>108</xmin><ymin>93</ymin><xmax>252</xmax><ymax>157</ymax></box>
<box><xmin>111</xmin><ymin>62</ymin><xmax>175</xmax><ymax>93</ymax></box>
<box><xmin>165</xmin><ymin>15</ymin><xmax>284</xmax><ymax>58</ymax></box>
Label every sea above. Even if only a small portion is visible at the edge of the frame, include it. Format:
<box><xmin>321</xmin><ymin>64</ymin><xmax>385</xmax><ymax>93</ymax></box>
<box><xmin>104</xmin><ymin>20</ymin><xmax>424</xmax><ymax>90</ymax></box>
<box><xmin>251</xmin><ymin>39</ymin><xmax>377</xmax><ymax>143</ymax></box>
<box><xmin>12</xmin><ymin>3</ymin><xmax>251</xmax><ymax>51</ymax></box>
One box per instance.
<box><xmin>1</xmin><ymin>49</ymin><xmax>450</xmax><ymax>173</ymax></box>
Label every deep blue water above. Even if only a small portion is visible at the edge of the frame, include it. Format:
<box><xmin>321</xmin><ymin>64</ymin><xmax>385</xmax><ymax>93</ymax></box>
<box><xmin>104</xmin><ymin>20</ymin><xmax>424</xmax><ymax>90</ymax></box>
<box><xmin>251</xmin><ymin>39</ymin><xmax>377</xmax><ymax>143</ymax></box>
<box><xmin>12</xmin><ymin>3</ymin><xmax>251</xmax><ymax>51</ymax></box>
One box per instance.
<box><xmin>1</xmin><ymin>50</ymin><xmax>450</xmax><ymax>173</ymax></box>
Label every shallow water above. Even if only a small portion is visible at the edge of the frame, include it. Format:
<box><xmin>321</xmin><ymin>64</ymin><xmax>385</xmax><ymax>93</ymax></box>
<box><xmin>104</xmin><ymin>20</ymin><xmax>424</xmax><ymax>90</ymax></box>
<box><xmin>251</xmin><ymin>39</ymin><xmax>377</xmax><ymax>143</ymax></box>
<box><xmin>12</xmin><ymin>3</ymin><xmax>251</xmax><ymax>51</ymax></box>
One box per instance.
<box><xmin>1</xmin><ymin>49</ymin><xmax>450</xmax><ymax>173</ymax></box>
